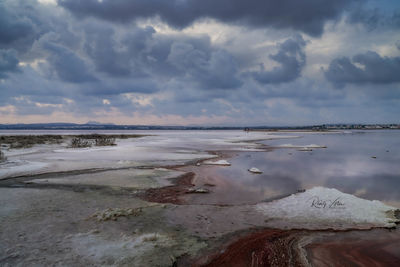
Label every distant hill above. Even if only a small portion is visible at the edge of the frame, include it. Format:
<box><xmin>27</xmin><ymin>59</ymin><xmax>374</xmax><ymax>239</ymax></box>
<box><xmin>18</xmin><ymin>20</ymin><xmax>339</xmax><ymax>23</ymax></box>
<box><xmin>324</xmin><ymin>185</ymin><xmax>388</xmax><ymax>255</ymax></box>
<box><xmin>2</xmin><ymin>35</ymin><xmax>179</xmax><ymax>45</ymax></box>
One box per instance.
<box><xmin>0</xmin><ymin>123</ymin><xmax>244</xmax><ymax>130</ymax></box>
<box><xmin>0</xmin><ymin>123</ymin><xmax>398</xmax><ymax>130</ymax></box>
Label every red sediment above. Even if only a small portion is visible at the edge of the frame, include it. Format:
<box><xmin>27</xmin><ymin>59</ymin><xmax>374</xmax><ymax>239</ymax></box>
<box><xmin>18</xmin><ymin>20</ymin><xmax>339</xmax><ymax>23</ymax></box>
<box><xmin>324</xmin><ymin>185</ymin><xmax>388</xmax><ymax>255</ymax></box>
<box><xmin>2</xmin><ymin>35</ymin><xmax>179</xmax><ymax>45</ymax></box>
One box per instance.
<box><xmin>307</xmin><ymin>238</ymin><xmax>400</xmax><ymax>267</ymax></box>
<box><xmin>141</xmin><ymin>172</ymin><xmax>195</xmax><ymax>204</ymax></box>
<box><xmin>197</xmin><ymin>229</ymin><xmax>302</xmax><ymax>267</ymax></box>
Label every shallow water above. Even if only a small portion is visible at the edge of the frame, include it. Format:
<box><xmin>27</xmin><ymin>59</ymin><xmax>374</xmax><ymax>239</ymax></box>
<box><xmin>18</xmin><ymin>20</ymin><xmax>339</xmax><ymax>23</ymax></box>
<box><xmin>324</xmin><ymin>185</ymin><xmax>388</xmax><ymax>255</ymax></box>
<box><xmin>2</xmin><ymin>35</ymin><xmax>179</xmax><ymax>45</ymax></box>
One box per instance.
<box><xmin>191</xmin><ymin>130</ymin><xmax>400</xmax><ymax>207</ymax></box>
<box><xmin>2</xmin><ymin>129</ymin><xmax>399</xmax><ymax>208</ymax></box>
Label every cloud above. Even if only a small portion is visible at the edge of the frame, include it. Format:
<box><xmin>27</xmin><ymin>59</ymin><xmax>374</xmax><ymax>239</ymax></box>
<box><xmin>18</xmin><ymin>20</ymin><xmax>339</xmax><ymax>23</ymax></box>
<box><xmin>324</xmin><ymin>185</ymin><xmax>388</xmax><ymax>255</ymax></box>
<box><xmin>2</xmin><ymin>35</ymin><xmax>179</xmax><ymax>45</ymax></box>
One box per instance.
<box><xmin>0</xmin><ymin>3</ymin><xmax>34</xmax><ymax>50</ymax></box>
<box><xmin>0</xmin><ymin>49</ymin><xmax>19</xmax><ymax>78</ymax></box>
<box><xmin>81</xmin><ymin>22</ymin><xmax>242</xmax><ymax>90</ymax></box>
<box><xmin>42</xmin><ymin>42</ymin><xmax>97</xmax><ymax>83</ymax></box>
<box><xmin>58</xmin><ymin>0</ymin><xmax>359</xmax><ymax>37</ymax></box>
<box><xmin>325</xmin><ymin>51</ymin><xmax>400</xmax><ymax>86</ymax></box>
<box><xmin>167</xmin><ymin>42</ymin><xmax>242</xmax><ymax>89</ymax></box>
<box><xmin>0</xmin><ymin>7</ymin><xmax>32</xmax><ymax>44</ymax></box>
<box><xmin>251</xmin><ymin>35</ymin><xmax>306</xmax><ymax>84</ymax></box>
<box><xmin>348</xmin><ymin>5</ymin><xmax>400</xmax><ymax>31</ymax></box>
<box><xmin>0</xmin><ymin>0</ymin><xmax>52</xmax><ymax>54</ymax></box>
<box><xmin>83</xmin><ymin>24</ymin><xmax>143</xmax><ymax>77</ymax></box>
<box><xmin>1</xmin><ymin>0</ymin><xmax>400</xmax><ymax>125</ymax></box>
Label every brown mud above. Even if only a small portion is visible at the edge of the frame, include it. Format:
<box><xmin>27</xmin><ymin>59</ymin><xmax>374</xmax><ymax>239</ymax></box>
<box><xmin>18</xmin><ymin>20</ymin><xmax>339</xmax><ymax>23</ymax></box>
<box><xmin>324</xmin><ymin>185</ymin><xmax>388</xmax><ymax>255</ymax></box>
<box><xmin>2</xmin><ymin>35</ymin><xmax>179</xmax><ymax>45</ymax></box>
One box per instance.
<box><xmin>140</xmin><ymin>172</ymin><xmax>195</xmax><ymax>204</ymax></box>
<box><xmin>190</xmin><ymin>228</ymin><xmax>400</xmax><ymax>267</ymax></box>
<box><xmin>194</xmin><ymin>229</ymin><xmax>303</xmax><ymax>267</ymax></box>
<box><xmin>139</xmin><ymin>151</ymin><xmax>233</xmax><ymax>205</ymax></box>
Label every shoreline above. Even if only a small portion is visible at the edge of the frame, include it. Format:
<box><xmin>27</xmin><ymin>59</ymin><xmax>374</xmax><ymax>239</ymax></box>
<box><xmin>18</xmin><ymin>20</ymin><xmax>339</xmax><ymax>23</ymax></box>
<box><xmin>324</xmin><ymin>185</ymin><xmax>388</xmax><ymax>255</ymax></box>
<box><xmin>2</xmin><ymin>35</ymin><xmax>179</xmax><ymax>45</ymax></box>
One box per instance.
<box><xmin>1</xmin><ymin>132</ymin><xmax>399</xmax><ymax>266</ymax></box>
<box><xmin>132</xmin><ymin>149</ymin><xmax>400</xmax><ymax>266</ymax></box>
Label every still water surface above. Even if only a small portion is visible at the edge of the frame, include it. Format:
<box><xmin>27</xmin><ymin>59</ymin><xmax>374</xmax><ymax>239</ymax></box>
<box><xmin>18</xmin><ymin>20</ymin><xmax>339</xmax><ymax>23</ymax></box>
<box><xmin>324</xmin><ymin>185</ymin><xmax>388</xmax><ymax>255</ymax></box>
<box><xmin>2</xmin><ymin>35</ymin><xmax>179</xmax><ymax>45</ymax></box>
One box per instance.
<box><xmin>192</xmin><ymin>130</ymin><xmax>400</xmax><ymax>207</ymax></box>
<box><xmin>2</xmin><ymin>129</ymin><xmax>399</xmax><ymax>207</ymax></box>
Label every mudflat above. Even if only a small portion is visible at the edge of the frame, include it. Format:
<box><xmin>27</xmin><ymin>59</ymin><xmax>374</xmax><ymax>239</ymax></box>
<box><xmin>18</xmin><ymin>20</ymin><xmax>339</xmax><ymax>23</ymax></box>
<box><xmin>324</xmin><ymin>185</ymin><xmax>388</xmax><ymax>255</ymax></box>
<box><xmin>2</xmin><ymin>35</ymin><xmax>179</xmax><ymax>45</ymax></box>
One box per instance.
<box><xmin>1</xmin><ymin>130</ymin><xmax>399</xmax><ymax>266</ymax></box>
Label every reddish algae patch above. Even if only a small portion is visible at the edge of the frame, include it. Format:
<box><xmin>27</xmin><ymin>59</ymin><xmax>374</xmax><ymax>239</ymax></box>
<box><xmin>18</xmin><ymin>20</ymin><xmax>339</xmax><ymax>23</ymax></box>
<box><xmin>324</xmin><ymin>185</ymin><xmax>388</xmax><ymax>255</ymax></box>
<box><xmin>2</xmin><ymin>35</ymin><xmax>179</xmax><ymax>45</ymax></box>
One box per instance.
<box><xmin>141</xmin><ymin>172</ymin><xmax>195</xmax><ymax>204</ymax></box>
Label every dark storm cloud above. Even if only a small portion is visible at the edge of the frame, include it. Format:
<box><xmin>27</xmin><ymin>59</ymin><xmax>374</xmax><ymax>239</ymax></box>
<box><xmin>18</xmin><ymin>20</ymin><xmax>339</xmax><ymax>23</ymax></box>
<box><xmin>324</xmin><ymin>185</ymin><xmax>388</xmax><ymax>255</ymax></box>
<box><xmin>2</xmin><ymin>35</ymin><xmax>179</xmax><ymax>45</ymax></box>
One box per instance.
<box><xmin>1</xmin><ymin>0</ymin><xmax>399</xmax><ymax>124</ymax></box>
<box><xmin>81</xmin><ymin>22</ymin><xmax>242</xmax><ymax>90</ymax></box>
<box><xmin>84</xmin><ymin>25</ymin><xmax>134</xmax><ymax>77</ymax></box>
<box><xmin>348</xmin><ymin>6</ymin><xmax>400</xmax><ymax>31</ymax></box>
<box><xmin>0</xmin><ymin>1</ymin><xmax>50</xmax><ymax>54</ymax></box>
<box><xmin>167</xmin><ymin>42</ymin><xmax>242</xmax><ymax>89</ymax></box>
<box><xmin>42</xmin><ymin>42</ymin><xmax>97</xmax><ymax>83</ymax></box>
<box><xmin>325</xmin><ymin>51</ymin><xmax>400</xmax><ymax>86</ymax></box>
<box><xmin>0</xmin><ymin>49</ymin><xmax>19</xmax><ymax>78</ymax></box>
<box><xmin>0</xmin><ymin>5</ymin><xmax>32</xmax><ymax>45</ymax></box>
<box><xmin>58</xmin><ymin>0</ymin><xmax>360</xmax><ymax>36</ymax></box>
<box><xmin>251</xmin><ymin>35</ymin><xmax>306</xmax><ymax>84</ymax></box>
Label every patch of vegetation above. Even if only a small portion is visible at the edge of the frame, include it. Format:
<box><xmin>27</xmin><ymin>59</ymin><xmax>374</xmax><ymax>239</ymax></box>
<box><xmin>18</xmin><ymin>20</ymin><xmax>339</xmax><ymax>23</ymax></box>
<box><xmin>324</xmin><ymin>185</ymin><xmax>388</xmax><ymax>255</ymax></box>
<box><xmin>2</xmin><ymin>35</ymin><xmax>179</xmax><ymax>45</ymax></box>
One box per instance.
<box><xmin>69</xmin><ymin>136</ymin><xmax>117</xmax><ymax>147</ymax></box>
<box><xmin>70</xmin><ymin>137</ymin><xmax>92</xmax><ymax>148</ymax></box>
<box><xmin>95</xmin><ymin>136</ymin><xmax>116</xmax><ymax>146</ymax></box>
<box><xmin>69</xmin><ymin>134</ymin><xmax>148</xmax><ymax>148</ymax></box>
<box><xmin>0</xmin><ymin>135</ymin><xmax>63</xmax><ymax>149</ymax></box>
<box><xmin>71</xmin><ymin>134</ymin><xmax>146</xmax><ymax>140</ymax></box>
<box><xmin>0</xmin><ymin>134</ymin><xmax>147</xmax><ymax>149</ymax></box>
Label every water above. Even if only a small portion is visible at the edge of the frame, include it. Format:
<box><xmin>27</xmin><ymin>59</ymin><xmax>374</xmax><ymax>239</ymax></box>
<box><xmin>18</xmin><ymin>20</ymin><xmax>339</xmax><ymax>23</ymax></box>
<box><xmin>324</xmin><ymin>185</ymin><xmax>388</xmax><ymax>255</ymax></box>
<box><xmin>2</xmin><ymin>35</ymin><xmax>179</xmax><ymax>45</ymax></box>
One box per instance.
<box><xmin>193</xmin><ymin>130</ymin><xmax>400</xmax><ymax>207</ymax></box>
<box><xmin>2</xmin><ymin>129</ymin><xmax>399</xmax><ymax>207</ymax></box>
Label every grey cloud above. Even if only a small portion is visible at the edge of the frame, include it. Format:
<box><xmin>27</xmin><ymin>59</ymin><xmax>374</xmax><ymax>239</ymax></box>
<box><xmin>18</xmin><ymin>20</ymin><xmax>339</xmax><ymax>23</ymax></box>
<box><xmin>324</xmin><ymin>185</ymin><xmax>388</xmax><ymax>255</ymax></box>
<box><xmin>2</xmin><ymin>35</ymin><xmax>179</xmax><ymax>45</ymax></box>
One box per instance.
<box><xmin>2</xmin><ymin>0</ymin><xmax>399</xmax><ymax>125</ymax></box>
<box><xmin>167</xmin><ymin>42</ymin><xmax>242</xmax><ymax>89</ymax></box>
<box><xmin>0</xmin><ymin>49</ymin><xmax>19</xmax><ymax>78</ymax></box>
<box><xmin>42</xmin><ymin>42</ymin><xmax>97</xmax><ymax>83</ymax></box>
<box><xmin>348</xmin><ymin>6</ymin><xmax>400</xmax><ymax>31</ymax></box>
<box><xmin>325</xmin><ymin>51</ymin><xmax>400</xmax><ymax>86</ymax></box>
<box><xmin>81</xmin><ymin>22</ymin><xmax>242</xmax><ymax>89</ymax></box>
<box><xmin>0</xmin><ymin>1</ymin><xmax>51</xmax><ymax>54</ymax></box>
<box><xmin>82</xmin><ymin>77</ymin><xmax>159</xmax><ymax>96</ymax></box>
<box><xmin>84</xmin><ymin>25</ymin><xmax>134</xmax><ymax>76</ymax></box>
<box><xmin>58</xmin><ymin>0</ymin><xmax>359</xmax><ymax>36</ymax></box>
<box><xmin>251</xmin><ymin>35</ymin><xmax>306</xmax><ymax>84</ymax></box>
<box><xmin>0</xmin><ymin>5</ymin><xmax>32</xmax><ymax>45</ymax></box>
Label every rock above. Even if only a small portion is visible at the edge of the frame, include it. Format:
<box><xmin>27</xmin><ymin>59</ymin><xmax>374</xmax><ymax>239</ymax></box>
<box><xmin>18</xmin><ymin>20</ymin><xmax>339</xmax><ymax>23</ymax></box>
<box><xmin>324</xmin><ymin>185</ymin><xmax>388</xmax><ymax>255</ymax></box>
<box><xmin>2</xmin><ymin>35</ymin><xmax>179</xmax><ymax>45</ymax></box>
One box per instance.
<box><xmin>186</xmin><ymin>188</ymin><xmax>210</xmax><ymax>194</ymax></box>
<box><xmin>203</xmin><ymin>160</ymin><xmax>231</xmax><ymax>166</ymax></box>
<box><xmin>91</xmin><ymin>207</ymin><xmax>142</xmax><ymax>221</ymax></box>
<box><xmin>248</xmin><ymin>167</ymin><xmax>262</xmax><ymax>174</ymax></box>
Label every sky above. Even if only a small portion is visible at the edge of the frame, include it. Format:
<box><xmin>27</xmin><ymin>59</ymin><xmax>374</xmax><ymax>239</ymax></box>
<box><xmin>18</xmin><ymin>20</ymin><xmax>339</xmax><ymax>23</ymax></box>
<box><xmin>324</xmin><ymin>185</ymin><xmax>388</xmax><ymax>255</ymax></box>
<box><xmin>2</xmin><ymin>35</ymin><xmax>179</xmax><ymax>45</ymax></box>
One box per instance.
<box><xmin>0</xmin><ymin>0</ymin><xmax>399</xmax><ymax>126</ymax></box>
